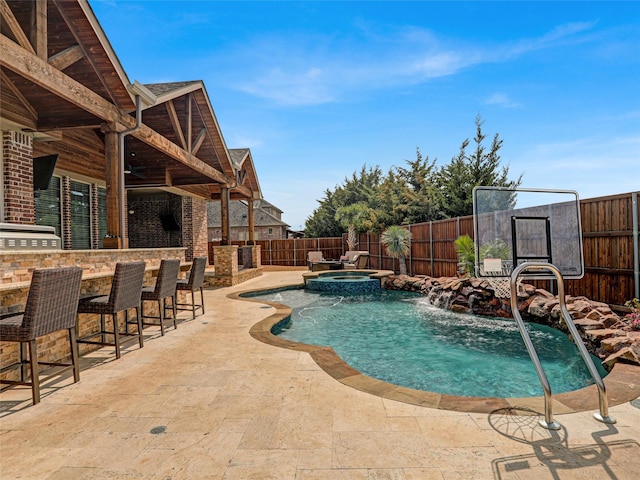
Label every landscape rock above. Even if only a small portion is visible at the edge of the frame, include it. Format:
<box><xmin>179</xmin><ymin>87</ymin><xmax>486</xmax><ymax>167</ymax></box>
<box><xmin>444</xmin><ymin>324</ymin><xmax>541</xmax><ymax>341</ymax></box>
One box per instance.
<box><xmin>385</xmin><ymin>274</ymin><xmax>640</xmax><ymax>370</ymax></box>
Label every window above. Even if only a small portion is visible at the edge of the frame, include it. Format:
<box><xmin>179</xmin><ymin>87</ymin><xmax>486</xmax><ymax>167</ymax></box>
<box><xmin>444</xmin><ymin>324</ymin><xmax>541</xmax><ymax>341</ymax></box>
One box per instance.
<box><xmin>268</xmin><ymin>227</ymin><xmax>273</xmax><ymax>235</ymax></box>
<box><xmin>97</xmin><ymin>187</ymin><xmax>107</xmax><ymax>241</ymax></box>
<box><xmin>35</xmin><ymin>176</ymin><xmax>61</xmax><ymax>236</ymax></box>
<box><xmin>70</xmin><ymin>180</ymin><xmax>90</xmax><ymax>249</ymax></box>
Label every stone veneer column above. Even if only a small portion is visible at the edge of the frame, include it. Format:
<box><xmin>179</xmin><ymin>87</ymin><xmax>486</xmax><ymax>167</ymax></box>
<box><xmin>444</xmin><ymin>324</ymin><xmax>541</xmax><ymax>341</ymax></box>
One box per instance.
<box><xmin>213</xmin><ymin>245</ymin><xmax>238</xmax><ymax>278</ymax></box>
<box><xmin>2</xmin><ymin>131</ymin><xmax>34</xmax><ymax>224</ymax></box>
<box><xmin>251</xmin><ymin>244</ymin><xmax>261</xmax><ymax>268</ymax></box>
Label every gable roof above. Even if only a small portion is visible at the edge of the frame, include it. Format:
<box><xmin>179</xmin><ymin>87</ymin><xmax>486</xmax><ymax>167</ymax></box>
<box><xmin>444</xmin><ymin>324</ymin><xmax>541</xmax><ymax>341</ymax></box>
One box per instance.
<box><xmin>1</xmin><ymin>0</ymin><xmax>135</xmax><ymax>132</ymax></box>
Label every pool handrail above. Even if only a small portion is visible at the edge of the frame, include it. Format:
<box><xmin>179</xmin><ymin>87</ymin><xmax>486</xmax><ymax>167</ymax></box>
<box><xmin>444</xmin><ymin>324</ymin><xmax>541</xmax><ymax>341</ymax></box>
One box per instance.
<box><xmin>510</xmin><ymin>262</ymin><xmax>616</xmax><ymax>430</ymax></box>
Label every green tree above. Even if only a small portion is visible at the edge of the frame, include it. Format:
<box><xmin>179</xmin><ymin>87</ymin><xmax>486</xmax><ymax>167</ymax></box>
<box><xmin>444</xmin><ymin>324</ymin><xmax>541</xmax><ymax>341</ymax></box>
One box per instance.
<box><xmin>381</xmin><ymin>225</ymin><xmax>412</xmax><ymax>275</ymax></box>
<box><xmin>305</xmin><ymin>165</ymin><xmax>382</xmax><ymax>237</ymax></box>
<box><xmin>374</xmin><ymin>169</ymin><xmax>408</xmax><ymax>229</ymax></box>
<box><xmin>438</xmin><ymin>115</ymin><xmax>522</xmax><ymax>218</ymax></box>
<box><xmin>335</xmin><ymin>202</ymin><xmax>377</xmax><ymax>250</ymax></box>
<box><xmin>396</xmin><ymin>148</ymin><xmax>442</xmax><ymax>223</ymax></box>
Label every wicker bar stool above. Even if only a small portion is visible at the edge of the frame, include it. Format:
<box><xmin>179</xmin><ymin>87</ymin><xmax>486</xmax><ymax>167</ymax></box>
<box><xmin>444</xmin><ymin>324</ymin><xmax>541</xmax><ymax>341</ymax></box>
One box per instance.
<box><xmin>76</xmin><ymin>261</ymin><xmax>146</xmax><ymax>359</ymax></box>
<box><xmin>174</xmin><ymin>256</ymin><xmax>207</xmax><ymax>319</ymax></box>
<box><xmin>141</xmin><ymin>259</ymin><xmax>180</xmax><ymax>335</ymax></box>
<box><xmin>0</xmin><ymin>267</ymin><xmax>83</xmax><ymax>405</ymax></box>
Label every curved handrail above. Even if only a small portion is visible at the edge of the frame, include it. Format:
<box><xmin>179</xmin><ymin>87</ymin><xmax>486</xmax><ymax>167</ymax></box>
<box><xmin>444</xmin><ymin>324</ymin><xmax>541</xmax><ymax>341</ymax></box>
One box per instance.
<box><xmin>510</xmin><ymin>262</ymin><xmax>616</xmax><ymax>428</ymax></box>
<box><xmin>509</xmin><ymin>263</ymin><xmax>560</xmax><ymax>430</ymax></box>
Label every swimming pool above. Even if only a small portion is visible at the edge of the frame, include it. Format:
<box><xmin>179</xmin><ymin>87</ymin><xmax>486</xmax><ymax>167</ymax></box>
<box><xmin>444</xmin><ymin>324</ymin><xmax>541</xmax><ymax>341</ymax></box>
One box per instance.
<box><xmin>247</xmin><ymin>288</ymin><xmax>608</xmax><ymax>398</ymax></box>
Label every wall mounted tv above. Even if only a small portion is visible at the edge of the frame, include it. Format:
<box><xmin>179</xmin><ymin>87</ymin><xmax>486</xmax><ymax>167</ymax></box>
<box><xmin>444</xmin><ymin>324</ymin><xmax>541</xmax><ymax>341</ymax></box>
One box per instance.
<box><xmin>33</xmin><ymin>154</ymin><xmax>58</xmax><ymax>191</ymax></box>
<box><xmin>160</xmin><ymin>213</ymin><xmax>180</xmax><ymax>231</ymax></box>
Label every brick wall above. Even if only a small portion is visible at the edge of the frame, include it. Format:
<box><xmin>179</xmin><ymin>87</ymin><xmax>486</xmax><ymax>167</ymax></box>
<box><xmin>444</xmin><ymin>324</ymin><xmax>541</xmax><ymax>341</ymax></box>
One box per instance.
<box><xmin>127</xmin><ymin>192</ymin><xmax>182</xmax><ymax>248</ymax></box>
<box><xmin>2</xmin><ymin>130</ymin><xmax>34</xmax><ymax>224</ymax></box>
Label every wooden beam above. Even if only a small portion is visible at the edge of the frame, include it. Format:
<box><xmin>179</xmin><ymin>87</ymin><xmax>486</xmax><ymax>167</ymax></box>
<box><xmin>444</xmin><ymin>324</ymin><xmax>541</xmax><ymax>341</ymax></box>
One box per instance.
<box><xmin>133</xmin><ymin>123</ymin><xmax>230</xmax><ymax>185</ymax></box>
<box><xmin>31</xmin><ymin>0</ymin><xmax>47</xmax><ymax>60</ymax></box>
<box><xmin>48</xmin><ymin>44</ymin><xmax>85</xmax><ymax>70</ymax></box>
<box><xmin>166</xmin><ymin>100</ymin><xmax>187</xmax><ymax>149</ymax></box>
<box><xmin>231</xmin><ymin>184</ymin><xmax>253</xmax><ymax>199</ymax></box>
<box><xmin>248</xmin><ymin>198</ymin><xmax>255</xmax><ymax>244</ymax></box>
<box><xmin>192</xmin><ymin>128</ymin><xmax>206</xmax><ymax>155</ymax></box>
<box><xmin>104</xmin><ymin>129</ymin><xmax>120</xmax><ymax>238</ymax></box>
<box><xmin>186</xmin><ymin>93</ymin><xmax>192</xmax><ymax>153</ymax></box>
<box><xmin>1</xmin><ymin>32</ymin><xmax>131</xmax><ymax>126</ymax></box>
<box><xmin>0</xmin><ymin>0</ymin><xmax>35</xmax><ymax>54</ymax></box>
<box><xmin>221</xmin><ymin>187</ymin><xmax>230</xmax><ymax>245</ymax></box>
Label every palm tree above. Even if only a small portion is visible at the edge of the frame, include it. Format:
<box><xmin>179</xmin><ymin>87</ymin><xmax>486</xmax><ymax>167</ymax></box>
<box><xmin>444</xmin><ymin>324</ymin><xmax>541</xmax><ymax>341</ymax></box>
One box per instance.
<box><xmin>454</xmin><ymin>234</ymin><xmax>476</xmax><ymax>277</ymax></box>
<box><xmin>335</xmin><ymin>203</ymin><xmax>376</xmax><ymax>251</ymax></box>
<box><xmin>381</xmin><ymin>225</ymin><xmax>411</xmax><ymax>275</ymax></box>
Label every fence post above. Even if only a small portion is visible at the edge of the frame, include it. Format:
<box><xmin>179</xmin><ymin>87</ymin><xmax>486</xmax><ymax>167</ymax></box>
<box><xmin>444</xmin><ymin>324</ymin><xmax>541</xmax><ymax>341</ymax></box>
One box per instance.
<box><xmin>430</xmin><ymin>221</ymin><xmax>434</xmax><ymax>277</ymax></box>
<box><xmin>408</xmin><ymin>224</ymin><xmax>413</xmax><ymax>276</ymax></box>
<box><xmin>633</xmin><ymin>192</ymin><xmax>639</xmax><ymax>299</ymax></box>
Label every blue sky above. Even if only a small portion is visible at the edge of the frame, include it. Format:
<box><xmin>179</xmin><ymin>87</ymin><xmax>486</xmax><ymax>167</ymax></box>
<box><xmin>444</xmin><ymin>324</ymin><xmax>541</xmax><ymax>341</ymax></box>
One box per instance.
<box><xmin>90</xmin><ymin>1</ymin><xmax>640</xmax><ymax>230</ymax></box>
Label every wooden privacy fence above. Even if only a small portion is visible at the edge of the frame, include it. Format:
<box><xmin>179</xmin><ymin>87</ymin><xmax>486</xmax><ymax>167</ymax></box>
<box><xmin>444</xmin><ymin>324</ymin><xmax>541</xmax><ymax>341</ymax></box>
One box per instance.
<box><xmin>209</xmin><ymin>191</ymin><xmax>639</xmax><ymax>306</ymax></box>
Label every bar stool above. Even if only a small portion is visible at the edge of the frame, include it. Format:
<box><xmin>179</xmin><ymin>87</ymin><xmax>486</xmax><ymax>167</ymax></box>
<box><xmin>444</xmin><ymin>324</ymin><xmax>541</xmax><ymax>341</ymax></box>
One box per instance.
<box><xmin>76</xmin><ymin>261</ymin><xmax>146</xmax><ymax>359</ymax></box>
<box><xmin>141</xmin><ymin>259</ymin><xmax>180</xmax><ymax>335</ymax></box>
<box><xmin>0</xmin><ymin>267</ymin><xmax>83</xmax><ymax>405</ymax></box>
<box><xmin>174</xmin><ymin>256</ymin><xmax>207</xmax><ymax>319</ymax></box>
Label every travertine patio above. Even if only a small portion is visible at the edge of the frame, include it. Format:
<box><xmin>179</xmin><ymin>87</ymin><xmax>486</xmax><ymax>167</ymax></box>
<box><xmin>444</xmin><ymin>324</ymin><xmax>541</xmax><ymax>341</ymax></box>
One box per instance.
<box><xmin>1</xmin><ymin>269</ymin><xmax>639</xmax><ymax>479</ymax></box>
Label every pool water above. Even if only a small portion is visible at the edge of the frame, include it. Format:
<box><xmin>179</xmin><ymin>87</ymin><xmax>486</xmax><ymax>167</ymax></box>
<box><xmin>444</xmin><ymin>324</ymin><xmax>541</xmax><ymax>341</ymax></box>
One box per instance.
<box><xmin>251</xmin><ymin>288</ymin><xmax>608</xmax><ymax>398</ymax></box>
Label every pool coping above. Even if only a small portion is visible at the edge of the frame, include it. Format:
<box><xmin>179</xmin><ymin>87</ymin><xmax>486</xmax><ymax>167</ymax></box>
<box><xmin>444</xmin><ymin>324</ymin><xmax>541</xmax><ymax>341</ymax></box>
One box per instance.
<box><xmin>230</xmin><ymin>281</ymin><xmax>640</xmax><ymax>416</ymax></box>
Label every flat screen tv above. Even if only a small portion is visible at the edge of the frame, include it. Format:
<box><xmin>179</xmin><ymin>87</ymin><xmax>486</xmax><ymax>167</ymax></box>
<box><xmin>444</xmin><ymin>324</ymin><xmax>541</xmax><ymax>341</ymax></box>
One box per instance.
<box><xmin>33</xmin><ymin>154</ymin><xmax>58</xmax><ymax>191</ymax></box>
<box><xmin>160</xmin><ymin>213</ymin><xmax>180</xmax><ymax>231</ymax></box>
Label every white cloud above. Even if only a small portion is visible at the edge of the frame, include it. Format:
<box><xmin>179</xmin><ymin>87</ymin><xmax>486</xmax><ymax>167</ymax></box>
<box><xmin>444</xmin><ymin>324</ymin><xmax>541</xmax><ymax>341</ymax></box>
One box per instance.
<box><xmin>484</xmin><ymin>93</ymin><xmax>522</xmax><ymax>109</ymax></box>
<box><xmin>215</xmin><ymin>20</ymin><xmax>598</xmax><ymax>107</ymax></box>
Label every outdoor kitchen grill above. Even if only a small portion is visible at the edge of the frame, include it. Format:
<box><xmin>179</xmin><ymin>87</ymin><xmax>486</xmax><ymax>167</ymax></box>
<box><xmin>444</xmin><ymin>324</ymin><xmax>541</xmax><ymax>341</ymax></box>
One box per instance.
<box><xmin>0</xmin><ymin>223</ymin><xmax>61</xmax><ymax>250</ymax></box>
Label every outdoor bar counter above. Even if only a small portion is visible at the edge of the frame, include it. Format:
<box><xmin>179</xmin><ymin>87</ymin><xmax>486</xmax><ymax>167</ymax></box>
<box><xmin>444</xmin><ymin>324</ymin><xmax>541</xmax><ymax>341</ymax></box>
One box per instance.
<box><xmin>0</xmin><ymin>248</ymin><xmax>188</xmax><ymax>381</ymax></box>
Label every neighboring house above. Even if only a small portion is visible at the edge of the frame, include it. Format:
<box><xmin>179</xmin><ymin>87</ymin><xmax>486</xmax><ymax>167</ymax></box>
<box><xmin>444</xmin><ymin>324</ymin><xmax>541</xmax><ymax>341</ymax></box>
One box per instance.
<box><xmin>207</xmin><ymin>199</ymin><xmax>289</xmax><ymax>241</ymax></box>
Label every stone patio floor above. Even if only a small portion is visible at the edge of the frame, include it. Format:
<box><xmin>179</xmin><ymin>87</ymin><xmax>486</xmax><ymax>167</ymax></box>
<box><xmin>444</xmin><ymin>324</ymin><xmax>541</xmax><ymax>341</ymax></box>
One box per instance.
<box><xmin>1</xmin><ymin>268</ymin><xmax>639</xmax><ymax>479</ymax></box>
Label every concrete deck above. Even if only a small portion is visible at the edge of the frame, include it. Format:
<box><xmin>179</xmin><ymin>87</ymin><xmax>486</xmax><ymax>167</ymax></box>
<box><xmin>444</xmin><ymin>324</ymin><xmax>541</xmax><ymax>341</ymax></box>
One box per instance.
<box><xmin>1</xmin><ymin>269</ymin><xmax>639</xmax><ymax>479</ymax></box>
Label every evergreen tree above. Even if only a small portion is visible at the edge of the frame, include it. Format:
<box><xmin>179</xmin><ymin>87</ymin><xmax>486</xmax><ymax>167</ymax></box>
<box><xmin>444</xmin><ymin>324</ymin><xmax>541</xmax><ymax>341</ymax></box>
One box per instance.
<box><xmin>437</xmin><ymin>115</ymin><xmax>521</xmax><ymax>218</ymax></box>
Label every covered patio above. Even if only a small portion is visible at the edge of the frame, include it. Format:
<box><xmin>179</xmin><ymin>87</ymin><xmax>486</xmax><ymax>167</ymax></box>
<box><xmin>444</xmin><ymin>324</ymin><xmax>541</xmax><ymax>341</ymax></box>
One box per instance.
<box><xmin>1</xmin><ymin>269</ymin><xmax>639</xmax><ymax>479</ymax></box>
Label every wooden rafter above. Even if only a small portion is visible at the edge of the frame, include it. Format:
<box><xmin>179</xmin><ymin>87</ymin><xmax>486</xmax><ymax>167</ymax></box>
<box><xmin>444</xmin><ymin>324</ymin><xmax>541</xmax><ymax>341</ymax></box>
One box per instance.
<box><xmin>0</xmin><ymin>0</ymin><xmax>35</xmax><ymax>54</ymax></box>
<box><xmin>0</xmin><ymin>69</ymin><xmax>38</xmax><ymax>120</ymax></box>
<box><xmin>31</xmin><ymin>0</ymin><xmax>47</xmax><ymax>60</ymax></box>
<box><xmin>52</xmin><ymin>0</ymin><xmax>118</xmax><ymax>106</ymax></box>
<box><xmin>1</xmin><ymin>33</ymin><xmax>126</xmax><ymax>124</ymax></box>
<box><xmin>166</xmin><ymin>100</ymin><xmax>187</xmax><ymax>149</ymax></box>
<box><xmin>48</xmin><ymin>44</ymin><xmax>85</xmax><ymax>70</ymax></box>
<box><xmin>192</xmin><ymin>128</ymin><xmax>206</xmax><ymax>155</ymax></box>
<box><xmin>133</xmin><ymin>123</ymin><xmax>230</xmax><ymax>185</ymax></box>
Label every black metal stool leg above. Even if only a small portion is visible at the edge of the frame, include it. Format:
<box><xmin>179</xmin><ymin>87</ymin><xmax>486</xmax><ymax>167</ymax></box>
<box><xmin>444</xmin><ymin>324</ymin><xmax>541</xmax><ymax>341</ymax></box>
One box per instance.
<box><xmin>112</xmin><ymin>313</ymin><xmax>121</xmax><ymax>359</ymax></box>
<box><xmin>135</xmin><ymin>306</ymin><xmax>144</xmax><ymax>348</ymax></box>
<box><xmin>68</xmin><ymin>328</ymin><xmax>80</xmax><ymax>383</ymax></box>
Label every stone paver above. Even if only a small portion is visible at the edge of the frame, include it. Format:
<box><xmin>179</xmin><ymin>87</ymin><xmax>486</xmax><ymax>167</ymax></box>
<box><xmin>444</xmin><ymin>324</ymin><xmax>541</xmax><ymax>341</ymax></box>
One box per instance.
<box><xmin>1</xmin><ymin>270</ymin><xmax>639</xmax><ymax>479</ymax></box>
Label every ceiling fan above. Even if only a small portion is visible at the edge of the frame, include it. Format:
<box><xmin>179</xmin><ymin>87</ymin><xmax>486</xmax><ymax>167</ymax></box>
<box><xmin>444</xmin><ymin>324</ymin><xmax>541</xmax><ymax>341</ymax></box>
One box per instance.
<box><xmin>124</xmin><ymin>163</ymin><xmax>146</xmax><ymax>179</ymax></box>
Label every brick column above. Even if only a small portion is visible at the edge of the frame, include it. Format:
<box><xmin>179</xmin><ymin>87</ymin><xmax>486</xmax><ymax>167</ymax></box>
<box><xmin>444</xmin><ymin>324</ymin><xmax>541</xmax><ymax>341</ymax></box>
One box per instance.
<box><xmin>181</xmin><ymin>196</ymin><xmax>208</xmax><ymax>261</ymax></box>
<box><xmin>2</xmin><ymin>131</ymin><xmax>34</xmax><ymax>224</ymax></box>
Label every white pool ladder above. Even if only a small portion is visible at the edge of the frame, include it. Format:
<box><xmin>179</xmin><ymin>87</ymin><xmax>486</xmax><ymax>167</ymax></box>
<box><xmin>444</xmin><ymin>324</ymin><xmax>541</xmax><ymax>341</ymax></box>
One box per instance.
<box><xmin>509</xmin><ymin>262</ymin><xmax>616</xmax><ymax>430</ymax></box>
